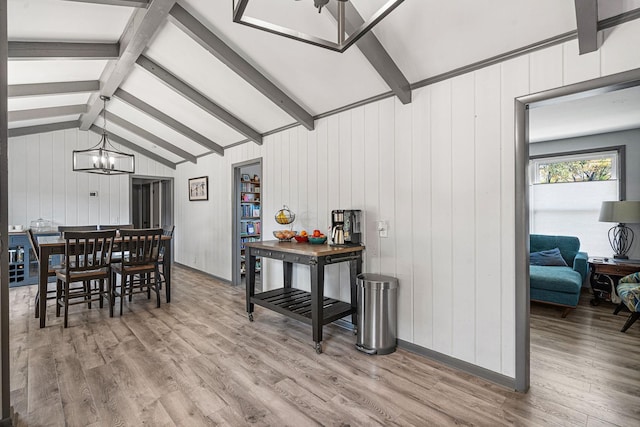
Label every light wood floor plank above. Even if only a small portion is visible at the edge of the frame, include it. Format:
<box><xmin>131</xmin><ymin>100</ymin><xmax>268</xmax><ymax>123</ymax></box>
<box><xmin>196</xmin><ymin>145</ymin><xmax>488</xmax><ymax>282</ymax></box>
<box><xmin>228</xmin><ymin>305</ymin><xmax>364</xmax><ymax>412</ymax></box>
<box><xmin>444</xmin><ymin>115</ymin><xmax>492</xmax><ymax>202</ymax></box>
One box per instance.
<box><xmin>8</xmin><ymin>267</ymin><xmax>640</xmax><ymax>426</ymax></box>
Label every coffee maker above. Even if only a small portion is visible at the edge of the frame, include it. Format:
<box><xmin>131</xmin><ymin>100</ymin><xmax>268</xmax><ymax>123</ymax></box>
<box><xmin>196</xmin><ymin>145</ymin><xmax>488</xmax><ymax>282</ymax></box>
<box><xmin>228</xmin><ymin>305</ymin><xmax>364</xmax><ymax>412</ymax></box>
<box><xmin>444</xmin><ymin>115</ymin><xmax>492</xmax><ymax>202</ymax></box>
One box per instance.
<box><xmin>330</xmin><ymin>210</ymin><xmax>362</xmax><ymax>246</ymax></box>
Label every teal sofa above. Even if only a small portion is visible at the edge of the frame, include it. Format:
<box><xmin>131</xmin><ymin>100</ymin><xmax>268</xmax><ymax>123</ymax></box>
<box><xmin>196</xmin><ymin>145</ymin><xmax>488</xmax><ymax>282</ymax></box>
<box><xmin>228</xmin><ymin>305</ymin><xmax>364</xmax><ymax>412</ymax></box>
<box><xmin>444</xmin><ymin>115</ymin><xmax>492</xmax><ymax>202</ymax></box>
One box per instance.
<box><xmin>530</xmin><ymin>234</ymin><xmax>589</xmax><ymax>317</ymax></box>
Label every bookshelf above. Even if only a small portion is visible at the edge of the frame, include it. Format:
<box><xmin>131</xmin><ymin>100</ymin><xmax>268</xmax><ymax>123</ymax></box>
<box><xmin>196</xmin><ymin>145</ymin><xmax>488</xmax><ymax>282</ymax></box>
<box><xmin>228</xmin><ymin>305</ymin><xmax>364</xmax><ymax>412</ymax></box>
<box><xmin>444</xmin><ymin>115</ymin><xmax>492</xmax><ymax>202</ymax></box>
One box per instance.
<box><xmin>240</xmin><ymin>178</ymin><xmax>261</xmax><ymax>275</ymax></box>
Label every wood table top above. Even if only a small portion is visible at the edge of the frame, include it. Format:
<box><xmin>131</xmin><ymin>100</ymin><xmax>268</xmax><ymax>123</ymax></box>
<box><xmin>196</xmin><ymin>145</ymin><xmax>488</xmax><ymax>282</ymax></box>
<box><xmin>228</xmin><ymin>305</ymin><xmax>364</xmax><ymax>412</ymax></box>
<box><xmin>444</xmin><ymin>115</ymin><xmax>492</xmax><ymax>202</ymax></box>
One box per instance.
<box><xmin>246</xmin><ymin>240</ymin><xmax>364</xmax><ymax>257</ymax></box>
<box><xmin>588</xmin><ymin>257</ymin><xmax>640</xmax><ymax>266</ymax></box>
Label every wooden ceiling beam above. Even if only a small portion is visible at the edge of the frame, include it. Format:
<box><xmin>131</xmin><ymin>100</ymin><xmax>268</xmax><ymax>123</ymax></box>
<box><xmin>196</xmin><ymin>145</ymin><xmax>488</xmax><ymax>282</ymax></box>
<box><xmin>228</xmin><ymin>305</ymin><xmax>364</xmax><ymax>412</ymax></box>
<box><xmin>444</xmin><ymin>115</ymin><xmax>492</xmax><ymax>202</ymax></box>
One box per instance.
<box><xmin>168</xmin><ymin>4</ymin><xmax>315</xmax><ymax>131</ymax></box>
<box><xmin>8</xmin><ymin>121</ymin><xmax>79</xmax><ymax>138</ymax></box>
<box><xmin>89</xmin><ymin>125</ymin><xmax>176</xmax><ymax>169</ymax></box>
<box><xmin>575</xmin><ymin>0</ymin><xmax>598</xmax><ymax>54</ymax></box>
<box><xmin>8</xmin><ymin>105</ymin><xmax>87</xmax><ymax>122</ymax></box>
<box><xmin>136</xmin><ymin>55</ymin><xmax>263</xmax><ymax>145</ymax></box>
<box><xmin>8</xmin><ymin>81</ymin><xmax>100</xmax><ymax>97</ymax></box>
<box><xmin>79</xmin><ymin>0</ymin><xmax>177</xmax><ymax>130</ymax></box>
<box><xmin>106</xmin><ymin>112</ymin><xmax>198</xmax><ymax>163</ymax></box>
<box><xmin>8</xmin><ymin>42</ymin><xmax>119</xmax><ymax>60</ymax></box>
<box><xmin>326</xmin><ymin>2</ymin><xmax>411</xmax><ymax>104</ymax></box>
<box><xmin>114</xmin><ymin>88</ymin><xmax>224</xmax><ymax>155</ymax></box>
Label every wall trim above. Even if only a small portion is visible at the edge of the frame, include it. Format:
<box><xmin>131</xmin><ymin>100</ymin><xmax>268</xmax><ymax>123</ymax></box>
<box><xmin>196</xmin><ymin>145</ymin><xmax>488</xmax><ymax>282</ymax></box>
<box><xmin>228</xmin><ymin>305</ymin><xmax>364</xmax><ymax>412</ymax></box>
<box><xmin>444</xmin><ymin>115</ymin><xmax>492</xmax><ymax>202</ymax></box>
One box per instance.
<box><xmin>398</xmin><ymin>339</ymin><xmax>516</xmax><ymax>390</ymax></box>
<box><xmin>231</xmin><ymin>158</ymin><xmax>262</xmax><ymax>286</ymax></box>
<box><xmin>173</xmin><ymin>262</ymin><xmax>232</xmax><ymax>285</ymax></box>
<box><xmin>331</xmin><ymin>320</ymin><xmax>516</xmax><ymax>390</ymax></box>
<box><xmin>514</xmin><ymin>67</ymin><xmax>640</xmax><ymax>393</ymax></box>
<box><xmin>1</xmin><ymin>0</ymin><xmax>11</xmax><ymax>421</ymax></box>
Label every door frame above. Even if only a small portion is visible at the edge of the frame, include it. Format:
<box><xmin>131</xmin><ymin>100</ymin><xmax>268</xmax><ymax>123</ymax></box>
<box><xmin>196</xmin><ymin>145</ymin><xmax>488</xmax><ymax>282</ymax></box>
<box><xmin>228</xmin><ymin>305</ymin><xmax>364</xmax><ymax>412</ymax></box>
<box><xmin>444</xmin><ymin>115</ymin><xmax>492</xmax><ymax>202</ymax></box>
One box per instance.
<box><xmin>514</xmin><ymin>68</ymin><xmax>640</xmax><ymax>392</ymax></box>
<box><xmin>129</xmin><ymin>175</ymin><xmax>174</xmax><ymax>229</ymax></box>
<box><xmin>232</xmin><ymin>158</ymin><xmax>262</xmax><ymax>287</ymax></box>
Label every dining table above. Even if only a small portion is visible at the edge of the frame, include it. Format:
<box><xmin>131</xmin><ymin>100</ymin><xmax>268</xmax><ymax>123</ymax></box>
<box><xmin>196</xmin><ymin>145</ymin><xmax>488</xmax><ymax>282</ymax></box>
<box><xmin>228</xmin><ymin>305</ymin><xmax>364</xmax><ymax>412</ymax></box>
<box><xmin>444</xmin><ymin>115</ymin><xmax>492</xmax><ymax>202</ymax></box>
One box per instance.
<box><xmin>36</xmin><ymin>234</ymin><xmax>172</xmax><ymax>328</ymax></box>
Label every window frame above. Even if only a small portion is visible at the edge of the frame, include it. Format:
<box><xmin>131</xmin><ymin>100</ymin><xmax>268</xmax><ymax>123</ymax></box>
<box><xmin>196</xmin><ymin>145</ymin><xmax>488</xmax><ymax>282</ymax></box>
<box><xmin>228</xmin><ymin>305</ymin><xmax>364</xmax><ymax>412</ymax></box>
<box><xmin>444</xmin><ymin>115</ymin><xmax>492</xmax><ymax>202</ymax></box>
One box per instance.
<box><xmin>529</xmin><ymin>145</ymin><xmax>626</xmax><ymax>198</ymax></box>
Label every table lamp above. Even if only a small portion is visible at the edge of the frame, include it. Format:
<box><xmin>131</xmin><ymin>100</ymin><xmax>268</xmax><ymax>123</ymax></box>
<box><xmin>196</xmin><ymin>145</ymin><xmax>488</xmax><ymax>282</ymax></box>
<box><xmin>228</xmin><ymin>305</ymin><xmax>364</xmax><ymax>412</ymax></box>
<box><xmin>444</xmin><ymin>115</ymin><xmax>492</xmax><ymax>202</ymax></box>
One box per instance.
<box><xmin>599</xmin><ymin>201</ymin><xmax>640</xmax><ymax>259</ymax></box>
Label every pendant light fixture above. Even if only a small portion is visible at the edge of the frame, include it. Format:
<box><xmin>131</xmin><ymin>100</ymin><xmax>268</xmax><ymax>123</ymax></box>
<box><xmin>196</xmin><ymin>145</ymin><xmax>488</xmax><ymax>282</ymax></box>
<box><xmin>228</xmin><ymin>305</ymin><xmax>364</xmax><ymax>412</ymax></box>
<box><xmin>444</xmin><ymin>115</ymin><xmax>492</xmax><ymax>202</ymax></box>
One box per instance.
<box><xmin>72</xmin><ymin>96</ymin><xmax>135</xmax><ymax>175</ymax></box>
<box><xmin>232</xmin><ymin>0</ymin><xmax>405</xmax><ymax>53</ymax></box>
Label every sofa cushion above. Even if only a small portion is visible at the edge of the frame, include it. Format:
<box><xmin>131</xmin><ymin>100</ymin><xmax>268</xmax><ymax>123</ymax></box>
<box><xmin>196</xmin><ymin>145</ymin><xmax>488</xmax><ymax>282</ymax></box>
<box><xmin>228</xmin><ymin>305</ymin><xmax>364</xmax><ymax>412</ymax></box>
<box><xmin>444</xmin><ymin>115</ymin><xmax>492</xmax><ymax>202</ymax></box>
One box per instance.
<box><xmin>530</xmin><ymin>248</ymin><xmax>568</xmax><ymax>267</ymax></box>
<box><xmin>530</xmin><ymin>234</ymin><xmax>580</xmax><ymax>267</ymax></box>
<box><xmin>530</xmin><ymin>265</ymin><xmax>582</xmax><ymax>294</ymax></box>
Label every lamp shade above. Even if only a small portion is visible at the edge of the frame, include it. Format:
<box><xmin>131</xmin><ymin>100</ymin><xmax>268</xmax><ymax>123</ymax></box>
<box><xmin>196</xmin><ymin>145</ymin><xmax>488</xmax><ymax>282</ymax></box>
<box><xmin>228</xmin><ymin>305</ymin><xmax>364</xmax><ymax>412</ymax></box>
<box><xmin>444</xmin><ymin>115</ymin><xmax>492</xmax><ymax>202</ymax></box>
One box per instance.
<box><xmin>599</xmin><ymin>201</ymin><xmax>640</xmax><ymax>223</ymax></box>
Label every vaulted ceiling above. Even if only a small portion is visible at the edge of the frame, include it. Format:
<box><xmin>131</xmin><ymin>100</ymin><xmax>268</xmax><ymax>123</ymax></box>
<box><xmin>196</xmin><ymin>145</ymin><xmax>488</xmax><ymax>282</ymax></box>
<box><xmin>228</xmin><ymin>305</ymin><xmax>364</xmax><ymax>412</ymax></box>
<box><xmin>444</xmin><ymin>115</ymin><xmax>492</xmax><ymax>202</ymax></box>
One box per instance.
<box><xmin>7</xmin><ymin>0</ymin><xmax>640</xmax><ymax>168</ymax></box>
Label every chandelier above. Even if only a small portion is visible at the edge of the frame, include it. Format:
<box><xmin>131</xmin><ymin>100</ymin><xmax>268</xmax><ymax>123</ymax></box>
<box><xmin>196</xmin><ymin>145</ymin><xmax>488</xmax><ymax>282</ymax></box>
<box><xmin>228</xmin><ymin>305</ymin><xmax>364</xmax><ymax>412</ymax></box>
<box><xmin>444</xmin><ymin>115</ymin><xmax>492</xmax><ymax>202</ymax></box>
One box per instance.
<box><xmin>73</xmin><ymin>96</ymin><xmax>135</xmax><ymax>175</ymax></box>
<box><xmin>232</xmin><ymin>0</ymin><xmax>404</xmax><ymax>53</ymax></box>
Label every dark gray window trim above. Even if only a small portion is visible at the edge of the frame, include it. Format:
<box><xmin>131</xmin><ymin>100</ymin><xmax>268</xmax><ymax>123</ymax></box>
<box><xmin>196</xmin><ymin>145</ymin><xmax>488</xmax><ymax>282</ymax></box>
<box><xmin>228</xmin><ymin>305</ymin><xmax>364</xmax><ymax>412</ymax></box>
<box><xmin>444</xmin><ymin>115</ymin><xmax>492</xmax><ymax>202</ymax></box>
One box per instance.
<box><xmin>529</xmin><ymin>145</ymin><xmax>626</xmax><ymax>199</ymax></box>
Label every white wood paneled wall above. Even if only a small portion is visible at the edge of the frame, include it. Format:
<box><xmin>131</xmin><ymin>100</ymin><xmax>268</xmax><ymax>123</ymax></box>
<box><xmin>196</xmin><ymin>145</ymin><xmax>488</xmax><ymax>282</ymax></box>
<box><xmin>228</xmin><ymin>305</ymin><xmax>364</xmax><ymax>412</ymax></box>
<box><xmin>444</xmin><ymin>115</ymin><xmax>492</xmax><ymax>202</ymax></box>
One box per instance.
<box><xmin>174</xmin><ymin>142</ymin><xmax>264</xmax><ymax>275</ymax></box>
<box><xmin>8</xmin><ymin>128</ymin><xmax>174</xmax><ymax>228</ymax></box>
<box><xmin>174</xmin><ymin>19</ymin><xmax>640</xmax><ymax>379</ymax></box>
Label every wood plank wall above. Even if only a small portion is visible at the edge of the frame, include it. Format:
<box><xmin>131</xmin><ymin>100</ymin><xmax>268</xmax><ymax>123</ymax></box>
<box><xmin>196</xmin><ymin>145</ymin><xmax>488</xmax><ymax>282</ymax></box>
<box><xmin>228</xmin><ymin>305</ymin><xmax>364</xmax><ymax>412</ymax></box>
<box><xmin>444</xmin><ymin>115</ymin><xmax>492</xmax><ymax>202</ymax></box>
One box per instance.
<box><xmin>8</xmin><ymin>128</ymin><xmax>174</xmax><ymax>228</ymax></box>
<box><xmin>174</xmin><ymin>19</ymin><xmax>640</xmax><ymax>379</ymax></box>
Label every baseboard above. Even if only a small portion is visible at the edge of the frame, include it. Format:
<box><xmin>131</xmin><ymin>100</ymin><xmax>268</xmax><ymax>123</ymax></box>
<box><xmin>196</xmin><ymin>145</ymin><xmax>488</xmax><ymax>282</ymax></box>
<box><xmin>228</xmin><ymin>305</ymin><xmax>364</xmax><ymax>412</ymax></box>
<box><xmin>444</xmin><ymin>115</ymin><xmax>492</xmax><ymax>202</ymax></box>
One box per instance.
<box><xmin>331</xmin><ymin>318</ymin><xmax>517</xmax><ymax>391</ymax></box>
<box><xmin>333</xmin><ymin>318</ymin><xmax>355</xmax><ymax>331</ymax></box>
<box><xmin>172</xmin><ymin>262</ymin><xmax>232</xmax><ymax>286</ymax></box>
<box><xmin>397</xmin><ymin>339</ymin><xmax>517</xmax><ymax>391</ymax></box>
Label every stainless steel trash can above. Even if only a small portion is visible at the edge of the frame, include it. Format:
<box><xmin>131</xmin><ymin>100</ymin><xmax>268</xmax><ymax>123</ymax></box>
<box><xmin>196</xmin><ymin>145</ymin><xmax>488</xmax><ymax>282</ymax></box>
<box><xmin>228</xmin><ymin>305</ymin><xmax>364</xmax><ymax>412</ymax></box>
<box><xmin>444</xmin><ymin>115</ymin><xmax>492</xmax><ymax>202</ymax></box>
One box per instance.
<box><xmin>356</xmin><ymin>273</ymin><xmax>398</xmax><ymax>355</ymax></box>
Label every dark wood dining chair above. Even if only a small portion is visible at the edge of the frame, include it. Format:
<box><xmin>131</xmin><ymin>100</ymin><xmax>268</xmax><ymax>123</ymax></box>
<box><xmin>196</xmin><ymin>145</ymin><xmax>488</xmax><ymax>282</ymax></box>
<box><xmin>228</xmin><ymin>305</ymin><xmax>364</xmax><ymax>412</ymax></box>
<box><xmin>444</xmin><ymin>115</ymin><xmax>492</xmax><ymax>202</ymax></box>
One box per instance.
<box><xmin>111</xmin><ymin>228</ymin><xmax>163</xmax><ymax>316</ymax></box>
<box><xmin>58</xmin><ymin>225</ymin><xmax>98</xmax><ymax>238</ymax></box>
<box><xmin>27</xmin><ymin>228</ymin><xmax>62</xmax><ymax>319</ymax></box>
<box><xmin>157</xmin><ymin>225</ymin><xmax>174</xmax><ymax>291</ymax></box>
<box><xmin>55</xmin><ymin>230</ymin><xmax>116</xmax><ymax>327</ymax></box>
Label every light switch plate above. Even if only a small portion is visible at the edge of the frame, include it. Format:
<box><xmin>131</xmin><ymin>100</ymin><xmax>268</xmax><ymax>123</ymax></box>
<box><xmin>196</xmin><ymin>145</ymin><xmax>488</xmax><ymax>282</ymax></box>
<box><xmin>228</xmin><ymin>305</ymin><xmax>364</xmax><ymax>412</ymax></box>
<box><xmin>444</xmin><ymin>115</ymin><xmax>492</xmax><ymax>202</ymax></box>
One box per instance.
<box><xmin>377</xmin><ymin>220</ymin><xmax>388</xmax><ymax>238</ymax></box>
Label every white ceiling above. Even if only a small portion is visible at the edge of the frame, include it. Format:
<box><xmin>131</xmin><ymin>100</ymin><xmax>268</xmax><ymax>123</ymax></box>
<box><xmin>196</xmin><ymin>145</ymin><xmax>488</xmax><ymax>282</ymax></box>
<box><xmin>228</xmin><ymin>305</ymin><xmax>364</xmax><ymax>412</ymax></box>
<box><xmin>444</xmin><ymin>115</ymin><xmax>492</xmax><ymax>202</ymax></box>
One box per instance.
<box><xmin>529</xmin><ymin>85</ymin><xmax>640</xmax><ymax>143</ymax></box>
<box><xmin>7</xmin><ymin>0</ymin><xmax>640</xmax><ymax>165</ymax></box>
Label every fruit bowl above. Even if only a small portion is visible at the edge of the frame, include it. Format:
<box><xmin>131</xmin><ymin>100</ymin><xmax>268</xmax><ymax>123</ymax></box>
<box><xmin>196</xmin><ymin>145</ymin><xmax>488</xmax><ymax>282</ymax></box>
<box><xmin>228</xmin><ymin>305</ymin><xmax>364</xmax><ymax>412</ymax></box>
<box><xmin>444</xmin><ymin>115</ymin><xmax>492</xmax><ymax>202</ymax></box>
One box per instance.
<box><xmin>293</xmin><ymin>235</ymin><xmax>308</xmax><ymax>243</ymax></box>
<box><xmin>275</xmin><ymin>205</ymin><xmax>295</xmax><ymax>225</ymax></box>
<box><xmin>308</xmin><ymin>236</ymin><xmax>327</xmax><ymax>245</ymax></box>
<box><xmin>273</xmin><ymin>230</ymin><xmax>297</xmax><ymax>241</ymax></box>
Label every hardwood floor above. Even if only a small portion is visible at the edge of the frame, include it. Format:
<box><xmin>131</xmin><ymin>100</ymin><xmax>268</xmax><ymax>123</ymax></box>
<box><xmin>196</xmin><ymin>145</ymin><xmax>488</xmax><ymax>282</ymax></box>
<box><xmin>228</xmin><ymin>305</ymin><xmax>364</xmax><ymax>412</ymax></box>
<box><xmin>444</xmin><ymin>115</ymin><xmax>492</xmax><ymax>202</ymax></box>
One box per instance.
<box><xmin>8</xmin><ymin>266</ymin><xmax>640</xmax><ymax>426</ymax></box>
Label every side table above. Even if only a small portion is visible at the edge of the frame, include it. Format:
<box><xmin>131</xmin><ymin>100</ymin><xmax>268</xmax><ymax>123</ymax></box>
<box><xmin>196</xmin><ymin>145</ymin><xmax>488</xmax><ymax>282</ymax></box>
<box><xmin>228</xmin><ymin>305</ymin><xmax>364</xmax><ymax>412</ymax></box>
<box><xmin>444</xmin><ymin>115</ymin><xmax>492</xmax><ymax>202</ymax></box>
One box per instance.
<box><xmin>588</xmin><ymin>257</ymin><xmax>640</xmax><ymax>305</ymax></box>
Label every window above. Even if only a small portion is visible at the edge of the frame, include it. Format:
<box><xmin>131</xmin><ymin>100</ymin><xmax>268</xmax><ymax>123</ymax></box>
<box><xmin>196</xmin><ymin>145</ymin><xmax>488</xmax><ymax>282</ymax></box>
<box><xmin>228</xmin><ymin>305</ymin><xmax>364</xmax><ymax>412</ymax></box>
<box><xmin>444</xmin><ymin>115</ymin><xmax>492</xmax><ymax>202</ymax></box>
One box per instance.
<box><xmin>530</xmin><ymin>148</ymin><xmax>624</xmax><ymax>257</ymax></box>
<box><xmin>531</xmin><ymin>151</ymin><xmax>617</xmax><ymax>184</ymax></box>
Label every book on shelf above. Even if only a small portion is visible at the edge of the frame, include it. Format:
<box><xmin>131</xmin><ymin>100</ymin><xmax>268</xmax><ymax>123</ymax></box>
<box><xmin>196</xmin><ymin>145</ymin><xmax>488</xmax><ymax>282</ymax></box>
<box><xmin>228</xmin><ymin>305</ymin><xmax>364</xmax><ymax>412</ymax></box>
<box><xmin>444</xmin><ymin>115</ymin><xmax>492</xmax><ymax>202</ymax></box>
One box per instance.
<box><xmin>240</xmin><ymin>221</ymin><xmax>261</xmax><ymax>236</ymax></box>
<box><xmin>241</xmin><ymin>182</ymin><xmax>261</xmax><ymax>192</ymax></box>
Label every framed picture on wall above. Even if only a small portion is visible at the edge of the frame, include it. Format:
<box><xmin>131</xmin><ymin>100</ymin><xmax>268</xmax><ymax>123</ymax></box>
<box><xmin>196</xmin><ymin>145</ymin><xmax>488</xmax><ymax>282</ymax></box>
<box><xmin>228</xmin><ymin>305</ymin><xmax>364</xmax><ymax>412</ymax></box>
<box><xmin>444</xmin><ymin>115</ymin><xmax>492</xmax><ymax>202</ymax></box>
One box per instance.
<box><xmin>189</xmin><ymin>176</ymin><xmax>208</xmax><ymax>201</ymax></box>
<box><xmin>241</xmin><ymin>173</ymin><xmax>251</xmax><ymax>181</ymax></box>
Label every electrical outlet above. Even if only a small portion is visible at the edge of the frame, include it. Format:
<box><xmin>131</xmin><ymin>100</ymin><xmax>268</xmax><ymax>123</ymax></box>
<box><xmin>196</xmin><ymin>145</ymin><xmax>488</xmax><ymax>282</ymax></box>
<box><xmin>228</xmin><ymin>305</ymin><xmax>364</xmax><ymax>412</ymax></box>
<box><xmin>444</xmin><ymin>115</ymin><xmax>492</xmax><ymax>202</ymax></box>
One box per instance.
<box><xmin>89</xmin><ymin>191</ymin><xmax>99</xmax><ymax>197</ymax></box>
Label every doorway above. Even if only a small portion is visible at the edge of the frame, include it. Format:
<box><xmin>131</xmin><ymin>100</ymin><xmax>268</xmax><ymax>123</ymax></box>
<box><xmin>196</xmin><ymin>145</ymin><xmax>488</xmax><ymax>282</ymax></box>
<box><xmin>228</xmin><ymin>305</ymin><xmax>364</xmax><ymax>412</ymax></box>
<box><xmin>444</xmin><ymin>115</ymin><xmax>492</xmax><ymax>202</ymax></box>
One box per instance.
<box><xmin>130</xmin><ymin>176</ymin><xmax>174</xmax><ymax>229</ymax></box>
<box><xmin>514</xmin><ymin>69</ymin><xmax>640</xmax><ymax>392</ymax></box>
<box><xmin>232</xmin><ymin>159</ymin><xmax>262</xmax><ymax>287</ymax></box>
